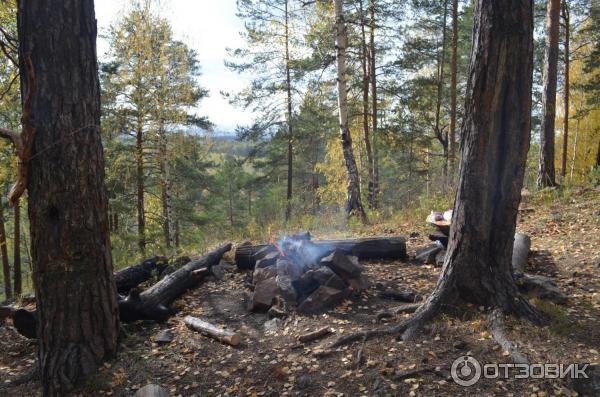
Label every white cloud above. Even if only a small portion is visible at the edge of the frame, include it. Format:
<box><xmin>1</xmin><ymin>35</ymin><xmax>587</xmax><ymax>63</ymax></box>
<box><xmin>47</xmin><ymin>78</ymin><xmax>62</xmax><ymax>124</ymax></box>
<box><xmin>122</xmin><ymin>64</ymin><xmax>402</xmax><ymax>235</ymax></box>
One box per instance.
<box><xmin>95</xmin><ymin>0</ymin><xmax>253</xmax><ymax>132</ymax></box>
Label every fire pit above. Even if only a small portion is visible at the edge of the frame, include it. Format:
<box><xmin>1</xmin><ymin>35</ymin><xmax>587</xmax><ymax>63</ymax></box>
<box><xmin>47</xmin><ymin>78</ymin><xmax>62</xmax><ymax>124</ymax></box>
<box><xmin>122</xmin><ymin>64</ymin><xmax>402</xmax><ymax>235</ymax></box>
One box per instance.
<box><xmin>249</xmin><ymin>233</ymin><xmax>370</xmax><ymax>314</ymax></box>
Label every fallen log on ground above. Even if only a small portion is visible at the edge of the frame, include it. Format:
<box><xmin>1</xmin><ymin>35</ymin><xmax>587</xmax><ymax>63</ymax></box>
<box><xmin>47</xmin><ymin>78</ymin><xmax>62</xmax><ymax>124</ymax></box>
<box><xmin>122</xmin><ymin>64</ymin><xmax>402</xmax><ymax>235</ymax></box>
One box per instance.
<box><xmin>235</xmin><ymin>236</ymin><xmax>407</xmax><ymax>269</ymax></box>
<box><xmin>8</xmin><ymin>245</ymin><xmax>232</xmax><ymax>337</ymax></box>
<box><xmin>115</xmin><ymin>256</ymin><xmax>169</xmax><ymax>294</ymax></box>
<box><xmin>184</xmin><ymin>315</ymin><xmax>241</xmax><ymax>346</ymax></box>
<box><xmin>119</xmin><ymin>243</ymin><xmax>232</xmax><ymax>322</ymax></box>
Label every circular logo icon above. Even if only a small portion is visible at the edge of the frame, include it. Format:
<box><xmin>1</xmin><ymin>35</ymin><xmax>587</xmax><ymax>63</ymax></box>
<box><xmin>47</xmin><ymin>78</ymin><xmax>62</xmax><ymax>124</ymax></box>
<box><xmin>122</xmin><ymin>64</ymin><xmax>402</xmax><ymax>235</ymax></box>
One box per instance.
<box><xmin>451</xmin><ymin>356</ymin><xmax>482</xmax><ymax>387</ymax></box>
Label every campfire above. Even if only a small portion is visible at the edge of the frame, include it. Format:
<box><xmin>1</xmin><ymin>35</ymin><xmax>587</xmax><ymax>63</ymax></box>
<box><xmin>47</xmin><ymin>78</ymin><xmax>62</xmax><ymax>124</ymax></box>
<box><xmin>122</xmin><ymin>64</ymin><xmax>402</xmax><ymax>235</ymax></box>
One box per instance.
<box><xmin>249</xmin><ymin>233</ymin><xmax>370</xmax><ymax>315</ymax></box>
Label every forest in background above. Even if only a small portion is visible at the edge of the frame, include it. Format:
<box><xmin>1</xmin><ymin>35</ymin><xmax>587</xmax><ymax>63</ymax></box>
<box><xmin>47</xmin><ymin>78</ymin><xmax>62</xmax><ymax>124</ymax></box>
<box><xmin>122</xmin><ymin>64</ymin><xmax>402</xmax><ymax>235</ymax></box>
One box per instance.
<box><xmin>1</xmin><ymin>0</ymin><xmax>600</xmax><ymax>299</ymax></box>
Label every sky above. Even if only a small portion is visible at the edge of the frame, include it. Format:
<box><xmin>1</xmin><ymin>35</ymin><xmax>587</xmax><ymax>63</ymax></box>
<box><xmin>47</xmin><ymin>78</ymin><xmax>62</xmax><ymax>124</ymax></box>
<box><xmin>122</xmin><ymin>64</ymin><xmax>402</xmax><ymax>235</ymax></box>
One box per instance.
<box><xmin>95</xmin><ymin>0</ymin><xmax>253</xmax><ymax>133</ymax></box>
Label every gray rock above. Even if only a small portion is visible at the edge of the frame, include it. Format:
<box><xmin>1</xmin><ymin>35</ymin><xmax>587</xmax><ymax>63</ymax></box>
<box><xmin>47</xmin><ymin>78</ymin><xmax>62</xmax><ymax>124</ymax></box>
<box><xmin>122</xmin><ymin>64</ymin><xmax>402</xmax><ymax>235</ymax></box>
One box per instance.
<box><xmin>253</xmin><ymin>266</ymin><xmax>277</xmax><ymax>285</ymax></box>
<box><xmin>255</xmin><ymin>251</ymin><xmax>279</xmax><ymax>269</ymax></box>
<box><xmin>154</xmin><ymin>329</ymin><xmax>173</xmax><ymax>345</ymax></box>
<box><xmin>276</xmin><ymin>258</ymin><xmax>303</xmax><ymax>280</ymax></box>
<box><xmin>321</xmin><ymin>250</ymin><xmax>362</xmax><ymax>281</ymax></box>
<box><xmin>134</xmin><ymin>384</ymin><xmax>170</xmax><ymax>397</ymax></box>
<box><xmin>264</xmin><ymin>318</ymin><xmax>282</xmax><ymax>332</ymax></box>
<box><xmin>298</xmin><ymin>286</ymin><xmax>345</xmax><ymax>314</ymax></box>
<box><xmin>516</xmin><ymin>274</ymin><xmax>568</xmax><ymax>304</ymax></box>
<box><xmin>276</xmin><ymin>274</ymin><xmax>298</xmax><ymax>304</ymax></box>
<box><xmin>251</xmin><ymin>278</ymin><xmax>279</xmax><ymax>311</ymax></box>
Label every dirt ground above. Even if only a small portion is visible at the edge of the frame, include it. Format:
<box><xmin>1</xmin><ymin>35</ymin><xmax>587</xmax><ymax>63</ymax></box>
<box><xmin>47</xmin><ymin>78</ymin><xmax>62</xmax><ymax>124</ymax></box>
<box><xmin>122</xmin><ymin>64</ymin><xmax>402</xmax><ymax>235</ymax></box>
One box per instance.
<box><xmin>1</xmin><ymin>189</ymin><xmax>599</xmax><ymax>396</ymax></box>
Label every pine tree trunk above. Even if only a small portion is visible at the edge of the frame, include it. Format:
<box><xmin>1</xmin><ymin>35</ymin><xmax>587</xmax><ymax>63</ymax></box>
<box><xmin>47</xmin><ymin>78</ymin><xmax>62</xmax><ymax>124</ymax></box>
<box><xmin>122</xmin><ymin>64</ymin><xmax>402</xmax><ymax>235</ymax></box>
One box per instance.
<box><xmin>369</xmin><ymin>0</ymin><xmax>379</xmax><ymax>208</ymax></box>
<box><xmin>13</xmin><ymin>199</ymin><xmax>21</xmax><ymax>296</ymax></box>
<box><xmin>17</xmin><ymin>0</ymin><xmax>120</xmax><ymax>394</ymax></box>
<box><xmin>136</xmin><ymin>119</ymin><xmax>146</xmax><ymax>253</ymax></box>
<box><xmin>434</xmin><ymin>0</ymin><xmax>449</xmax><ymax>185</ymax></box>
<box><xmin>284</xmin><ymin>0</ymin><xmax>293</xmax><ymax>222</ymax></box>
<box><xmin>158</xmin><ymin>120</ymin><xmax>174</xmax><ymax>248</ymax></box>
<box><xmin>537</xmin><ymin>0</ymin><xmax>561</xmax><ymax>188</ymax></box>
<box><xmin>335</xmin><ymin>0</ymin><xmax>367</xmax><ymax>222</ymax></box>
<box><xmin>415</xmin><ymin>0</ymin><xmax>540</xmax><ymax>324</ymax></box>
<box><xmin>561</xmin><ymin>1</ymin><xmax>570</xmax><ymax>180</ymax></box>
<box><xmin>449</xmin><ymin>0</ymin><xmax>458</xmax><ymax>178</ymax></box>
<box><xmin>0</xmin><ymin>203</ymin><xmax>12</xmax><ymax>300</ymax></box>
<box><xmin>360</xmin><ymin>0</ymin><xmax>375</xmax><ymax>210</ymax></box>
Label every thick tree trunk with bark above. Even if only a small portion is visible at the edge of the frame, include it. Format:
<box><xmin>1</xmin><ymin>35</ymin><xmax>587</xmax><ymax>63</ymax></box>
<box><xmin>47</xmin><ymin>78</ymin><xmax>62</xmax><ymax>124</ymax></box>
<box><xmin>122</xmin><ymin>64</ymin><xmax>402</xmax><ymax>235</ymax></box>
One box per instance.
<box><xmin>17</xmin><ymin>0</ymin><xmax>120</xmax><ymax>394</ymax></box>
<box><xmin>538</xmin><ymin>0</ymin><xmax>561</xmax><ymax>188</ymax></box>
<box><xmin>334</xmin><ymin>0</ymin><xmax>367</xmax><ymax>222</ymax></box>
<box><xmin>13</xmin><ymin>199</ymin><xmax>21</xmax><ymax>296</ymax></box>
<box><xmin>561</xmin><ymin>0</ymin><xmax>570</xmax><ymax>180</ymax></box>
<box><xmin>449</xmin><ymin>0</ymin><xmax>458</xmax><ymax>178</ymax></box>
<box><xmin>426</xmin><ymin>0</ymin><xmax>540</xmax><ymax>319</ymax></box>
<box><xmin>0</xmin><ymin>203</ymin><xmax>12</xmax><ymax>300</ymax></box>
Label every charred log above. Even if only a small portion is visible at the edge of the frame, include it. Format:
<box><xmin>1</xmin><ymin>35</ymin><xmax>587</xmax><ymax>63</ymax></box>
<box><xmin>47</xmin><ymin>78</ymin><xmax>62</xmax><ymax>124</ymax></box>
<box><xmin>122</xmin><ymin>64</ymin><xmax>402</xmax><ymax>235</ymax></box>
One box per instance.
<box><xmin>114</xmin><ymin>256</ymin><xmax>170</xmax><ymax>294</ymax></box>
<box><xmin>119</xmin><ymin>244</ymin><xmax>232</xmax><ymax>322</ymax></box>
<box><xmin>236</xmin><ymin>236</ymin><xmax>407</xmax><ymax>269</ymax></box>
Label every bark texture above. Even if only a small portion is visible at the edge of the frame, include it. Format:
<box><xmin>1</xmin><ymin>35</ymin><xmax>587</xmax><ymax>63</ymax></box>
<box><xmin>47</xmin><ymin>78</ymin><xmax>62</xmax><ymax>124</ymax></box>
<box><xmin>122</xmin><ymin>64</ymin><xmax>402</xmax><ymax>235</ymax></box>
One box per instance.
<box><xmin>334</xmin><ymin>0</ymin><xmax>367</xmax><ymax>221</ymax></box>
<box><xmin>433</xmin><ymin>0</ymin><xmax>539</xmax><ymax>316</ymax></box>
<box><xmin>537</xmin><ymin>0</ymin><xmax>561</xmax><ymax>188</ymax></box>
<box><xmin>13</xmin><ymin>199</ymin><xmax>21</xmax><ymax>296</ymax></box>
<box><xmin>400</xmin><ymin>0</ymin><xmax>542</xmax><ymax>338</ymax></box>
<box><xmin>561</xmin><ymin>1</ymin><xmax>570</xmax><ymax>179</ymax></box>
<box><xmin>449</xmin><ymin>0</ymin><xmax>458</xmax><ymax>177</ymax></box>
<box><xmin>17</xmin><ymin>0</ymin><xmax>120</xmax><ymax>394</ymax></box>
<box><xmin>0</xmin><ymin>203</ymin><xmax>12</xmax><ymax>300</ymax></box>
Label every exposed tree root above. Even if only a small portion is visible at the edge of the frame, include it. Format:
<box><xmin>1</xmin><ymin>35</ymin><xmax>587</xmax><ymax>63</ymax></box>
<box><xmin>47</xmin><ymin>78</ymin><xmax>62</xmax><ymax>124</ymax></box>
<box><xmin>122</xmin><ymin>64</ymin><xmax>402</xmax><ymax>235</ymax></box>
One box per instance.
<box><xmin>376</xmin><ymin>303</ymin><xmax>421</xmax><ymax>322</ymax></box>
<box><xmin>489</xmin><ymin>309</ymin><xmax>528</xmax><ymax>364</ymax></box>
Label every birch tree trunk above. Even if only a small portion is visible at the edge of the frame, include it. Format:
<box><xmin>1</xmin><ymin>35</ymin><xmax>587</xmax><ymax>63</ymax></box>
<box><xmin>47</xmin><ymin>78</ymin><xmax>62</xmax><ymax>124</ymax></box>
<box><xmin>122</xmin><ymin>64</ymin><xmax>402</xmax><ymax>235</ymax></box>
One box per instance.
<box><xmin>360</xmin><ymin>0</ymin><xmax>375</xmax><ymax>210</ymax></box>
<box><xmin>136</xmin><ymin>119</ymin><xmax>146</xmax><ymax>254</ymax></box>
<box><xmin>334</xmin><ymin>0</ymin><xmax>367</xmax><ymax>222</ymax></box>
<box><xmin>17</xmin><ymin>0</ymin><xmax>120</xmax><ymax>394</ymax></box>
<box><xmin>537</xmin><ymin>0</ymin><xmax>561</xmax><ymax>188</ymax></box>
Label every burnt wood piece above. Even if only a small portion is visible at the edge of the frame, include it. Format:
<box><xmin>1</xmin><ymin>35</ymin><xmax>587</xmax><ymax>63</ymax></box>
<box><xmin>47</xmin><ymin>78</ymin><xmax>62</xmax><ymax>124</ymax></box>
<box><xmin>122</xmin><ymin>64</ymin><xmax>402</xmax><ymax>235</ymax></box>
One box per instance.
<box><xmin>114</xmin><ymin>256</ymin><xmax>169</xmax><ymax>294</ymax></box>
<box><xmin>7</xmin><ymin>245</ymin><xmax>231</xmax><ymax>336</ymax></box>
<box><xmin>119</xmin><ymin>243</ymin><xmax>232</xmax><ymax>322</ymax></box>
<box><xmin>235</xmin><ymin>237</ymin><xmax>407</xmax><ymax>269</ymax></box>
<box><xmin>298</xmin><ymin>327</ymin><xmax>333</xmax><ymax>343</ymax></box>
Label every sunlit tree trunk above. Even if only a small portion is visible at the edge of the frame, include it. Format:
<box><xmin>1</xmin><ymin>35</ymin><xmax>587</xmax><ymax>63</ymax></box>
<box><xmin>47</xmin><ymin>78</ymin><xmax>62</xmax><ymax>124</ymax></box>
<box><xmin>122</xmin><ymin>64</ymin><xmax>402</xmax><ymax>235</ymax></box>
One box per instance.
<box><xmin>560</xmin><ymin>0</ymin><xmax>570</xmax><ymax>180</ymax></box>
<box><xmin>17</xmin><ymin>0</ymin><xmax>119</xmax><ymax>394</ymax></box>
<box><xmin>334</xmin><ymin>0</ymin><xmax>367</xmax><ymax>222</ymax></box>
<box><xmin>537</xmin><ymin>0</ymin><xmax>560</xmax><ymax>188</ymax></box>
